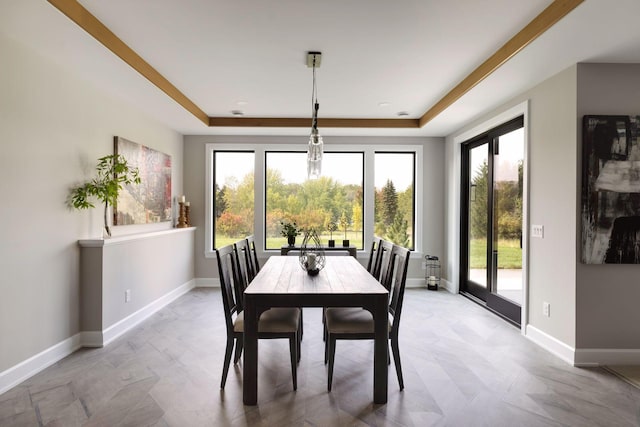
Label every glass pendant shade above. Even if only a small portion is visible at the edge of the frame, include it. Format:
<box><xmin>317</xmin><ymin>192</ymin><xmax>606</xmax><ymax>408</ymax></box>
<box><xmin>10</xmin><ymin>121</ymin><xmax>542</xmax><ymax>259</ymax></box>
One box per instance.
<box><xmin>307</xmin><ymin>128</ymin><xmax>323</xmax><ymax>179</ymax></box>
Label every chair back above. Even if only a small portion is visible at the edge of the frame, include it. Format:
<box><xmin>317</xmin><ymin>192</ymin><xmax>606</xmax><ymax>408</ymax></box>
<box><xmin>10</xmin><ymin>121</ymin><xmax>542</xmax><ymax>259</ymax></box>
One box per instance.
<box><xmin>215</xmin><ymin>244</ymin><xmax>242</xmax><ymax>334</ymax></box>
<box><xmin>235</xmin><ymin>238</ymin><xmax>253</xmax><ymax>284</ymax></box>
<box><xmin>366</xmin><ymin>237</ymin><xmax>382</xmax><ymax>276</ymax></box>
<box><xmin>377</xmin><ymin>240</ymin><xmax>395</xmax><ymax>289</ymax></box>
<box><xmin>388</xmin><ymin>245</ymin><xmax>410</xmax><ymax>334</ymax></box>
<box><xmin>246</xmin><ymin>235</ymin><xmax>260</xmax><ymax>274</ymax></box>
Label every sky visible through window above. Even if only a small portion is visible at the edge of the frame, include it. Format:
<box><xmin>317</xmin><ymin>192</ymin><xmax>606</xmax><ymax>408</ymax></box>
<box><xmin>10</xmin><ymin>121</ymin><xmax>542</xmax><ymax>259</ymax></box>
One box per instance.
<box><xmin>215</xmin><ymin>151</ymin><xmax>414</xmax><ymax>190</ymax></box>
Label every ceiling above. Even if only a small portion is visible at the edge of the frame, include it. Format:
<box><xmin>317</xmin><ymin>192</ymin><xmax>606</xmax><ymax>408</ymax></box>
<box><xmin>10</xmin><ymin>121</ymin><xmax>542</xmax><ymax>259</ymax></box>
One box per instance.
<box><xmin>2</xmin><ymin>0</ymin><xmax>640</xmax><ymax>137</ymax></box>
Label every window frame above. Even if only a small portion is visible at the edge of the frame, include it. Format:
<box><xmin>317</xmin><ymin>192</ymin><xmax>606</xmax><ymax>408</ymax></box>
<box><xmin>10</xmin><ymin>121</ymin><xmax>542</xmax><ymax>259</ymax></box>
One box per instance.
<box><xmin>205</xmin><ymin>143</ymin><xmax>423</xmax><ymax>260</ymax></box>
<box><xmin>374</xmin><ymin>151</ymin><xmax>417</xmax><ymax>251</ymax></box>
<box><xmin>264</xmin><ymin>150</ymin><xmax>365</xmax><ymax>250</ymax></box>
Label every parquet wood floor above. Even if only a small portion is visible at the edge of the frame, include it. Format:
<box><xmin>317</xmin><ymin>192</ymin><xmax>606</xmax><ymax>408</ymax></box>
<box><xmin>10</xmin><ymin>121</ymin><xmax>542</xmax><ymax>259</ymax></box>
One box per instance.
<box><xmin>1</xmin><ymin>288</ymin><xmax>639</xmax><ymax>426</ymax></box>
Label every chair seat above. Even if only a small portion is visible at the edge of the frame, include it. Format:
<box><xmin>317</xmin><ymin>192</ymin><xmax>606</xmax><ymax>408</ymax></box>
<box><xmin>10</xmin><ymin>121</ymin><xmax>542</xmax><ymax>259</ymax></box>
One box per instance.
<box><xmin>325</xmin><ymin>307</ymin><xmax>391</xmax><ymax>334</ymax></box>
<box><xmin>234</xmin><ymin>307</ymin><xmax>300</xmax><ymax>333</ymax></box>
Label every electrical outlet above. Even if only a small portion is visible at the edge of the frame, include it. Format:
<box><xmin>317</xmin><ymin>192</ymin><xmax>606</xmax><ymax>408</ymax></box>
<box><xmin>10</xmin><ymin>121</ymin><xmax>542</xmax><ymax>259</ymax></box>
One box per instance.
<box><xmin>532</xmin><ymin>224</ymin><xmax>544</xmax><ymax>238</ymax></box>
<box><xmin>543</xmin><ymin>301</ymin><xmax>550</xmax><ymax>317</ymax></box>
<box><xmin>125</xmin><ymin>289</ymin><xmax>131</xmax><ymax>303</ymax></box>
<box><xmin>421</xmin><ymin>261</ymin><xmax>427</xmax><ymax>270</ymax></box>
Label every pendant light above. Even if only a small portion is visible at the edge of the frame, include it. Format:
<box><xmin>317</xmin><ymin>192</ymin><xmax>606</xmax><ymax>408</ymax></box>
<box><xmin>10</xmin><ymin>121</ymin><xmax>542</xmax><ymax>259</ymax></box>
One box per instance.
<box><xmin>307</xmin><ymin>52</ymin><xmax>322</xmax><ymax>179</ymax></box>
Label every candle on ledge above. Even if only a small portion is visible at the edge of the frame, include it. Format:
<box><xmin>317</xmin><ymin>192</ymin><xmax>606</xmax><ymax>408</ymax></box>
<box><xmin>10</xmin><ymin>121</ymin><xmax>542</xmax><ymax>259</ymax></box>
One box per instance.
<box><xmin>180</xmin><ymin>195</ymin><xmax>185</xmax><ymax>203</ymax></box>
<box><xmin>184</xmin><ymin>202</ymin><xmax>190</xmax><ymax>207</ymax></box>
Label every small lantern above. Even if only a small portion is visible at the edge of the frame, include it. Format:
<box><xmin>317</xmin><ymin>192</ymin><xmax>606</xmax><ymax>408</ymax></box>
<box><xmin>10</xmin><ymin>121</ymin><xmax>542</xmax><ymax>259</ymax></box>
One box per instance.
<box><xmin>425</xmin><ymin>255</ymin><xmax>440</xmax><ymax>291</ymax></box>
<box><xmin>299</xmin><ymin>229</ymin><xmax>326</xmax><ymax>276</ymax></box>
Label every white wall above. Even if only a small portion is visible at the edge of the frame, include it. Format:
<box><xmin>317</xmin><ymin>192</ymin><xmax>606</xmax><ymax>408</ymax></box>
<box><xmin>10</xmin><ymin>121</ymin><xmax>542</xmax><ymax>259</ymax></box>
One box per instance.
<box><xmin>575</xmin><ymin>63</ymin><xmax>640</xmax><ymax>350</ymax></box>
<box><xmin>0</xmin><ymin>33</ymin><xmax>183</xmax><ymax>375</ymax></box>
<box><xmin>445</xmin><ymin>66</ymin><xmax>578</xmax><ymax>348</ymax></box>
<box><xmin>183</xmin><ymin>135</ymin><xmax>445</xmax><ymax>282</ymax></box>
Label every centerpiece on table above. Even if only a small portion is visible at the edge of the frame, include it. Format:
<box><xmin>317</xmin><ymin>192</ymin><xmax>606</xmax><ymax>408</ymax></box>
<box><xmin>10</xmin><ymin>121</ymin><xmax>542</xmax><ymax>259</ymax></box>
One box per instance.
<box><xmin>299</xmin><ymin>229</ymin><xmax>326</xmax><ymax>276</ymax></box>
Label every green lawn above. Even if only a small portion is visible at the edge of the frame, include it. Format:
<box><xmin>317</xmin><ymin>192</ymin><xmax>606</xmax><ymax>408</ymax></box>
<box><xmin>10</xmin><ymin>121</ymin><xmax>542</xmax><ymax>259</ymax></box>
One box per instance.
<box><xmin>469</xmin><ymin>238</ymin><xmax>522</xmax><ymax>269</ymax></box>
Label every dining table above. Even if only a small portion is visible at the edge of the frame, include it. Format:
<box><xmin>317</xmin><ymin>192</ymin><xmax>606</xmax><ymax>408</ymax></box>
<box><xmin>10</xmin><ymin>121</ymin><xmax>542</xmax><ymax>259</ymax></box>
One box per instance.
<box><xmin>243</xmin><ymin>255</ymin><xmax>389</xmax><ymax>405</ymax></box>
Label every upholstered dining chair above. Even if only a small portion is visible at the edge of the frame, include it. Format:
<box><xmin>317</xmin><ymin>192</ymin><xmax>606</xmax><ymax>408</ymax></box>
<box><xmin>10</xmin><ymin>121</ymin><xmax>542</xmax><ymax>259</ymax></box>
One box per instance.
<box><xmin>215</xmin><ymin>244</ymin><xmax>301</xmax><ymax>390</ymax></box>
<box><xmin>324</xmin><ymin>244</ymin><xmax>410</xmax><ymax>391</ymax></box>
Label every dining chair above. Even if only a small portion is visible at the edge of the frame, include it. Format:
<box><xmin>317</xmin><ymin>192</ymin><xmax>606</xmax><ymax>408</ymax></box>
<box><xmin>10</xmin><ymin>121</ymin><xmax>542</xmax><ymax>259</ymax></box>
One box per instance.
<box><xmin>376</xmin><ymin>239</ymin><xmax>395</xmax><ymax>289</ymax></box>
<box><xmin>215</xmin><ymin>244</ymin><xmax>301</xmax><ymax>390</ymax></box>
<box><xmin>366</xmin><ymin>237</ymin><xmax>383</xmax><ymax>277</ymax></box>
<box><xmin>324</xmin><ymin>244</ymin><xmax>410</xmax><ymax>391</ymax></box>
<box><xmin>232</xmin><ymin>239</ymin><xmax>251</xmax><ymax>312</ymax></box>
<box><xmin>246</xmin><ymin>235</ymin><xmax>260</xmax><ymax>276</ymax></box>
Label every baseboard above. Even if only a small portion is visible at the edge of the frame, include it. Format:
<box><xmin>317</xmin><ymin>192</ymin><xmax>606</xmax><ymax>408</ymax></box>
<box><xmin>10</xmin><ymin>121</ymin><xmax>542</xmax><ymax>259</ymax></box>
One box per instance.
<box><xmin>406</xmin><ymin>278</ymin><xmax>425</xmax><ymax>288</ymax></box>
<box><xmin>101</xmin><ymin>279</ymin><xmax>196</xmax><ymax>346</ymax></box>
<box><xmin>525</xmin><ymin>324</ymin><xmax>576</xmax><ymax>365</ymax></box>
<box><xmin>80</xmin><ymin>331</ymin><xmax>104</xmax><ymax>348</ymax></box>
<box><xmin>0</xmin><ymin>333</ymin><xmax>82</xmax><ymax>395</ymax></box>
<box><xmin>195</xmin><ymin>278</ymin><xmax>219</xmax><ymax>287</ymax></box>
<box><xmin>441</xmin><ymin>278</ymin><xmax>455</xmax><ymax>293</ymax></box>
<box><xmin>574</xmin><ymin>348</ymin><xmax>640</xmax><ymax>367</ymax></box>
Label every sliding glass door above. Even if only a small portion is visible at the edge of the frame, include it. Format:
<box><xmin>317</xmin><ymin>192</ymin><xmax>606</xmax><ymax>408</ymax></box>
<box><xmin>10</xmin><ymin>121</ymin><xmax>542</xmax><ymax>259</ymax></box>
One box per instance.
<box><xmin>461</xmin><ymin>117</ymin><xmax>524</xmax><ymax>325</ymax></box>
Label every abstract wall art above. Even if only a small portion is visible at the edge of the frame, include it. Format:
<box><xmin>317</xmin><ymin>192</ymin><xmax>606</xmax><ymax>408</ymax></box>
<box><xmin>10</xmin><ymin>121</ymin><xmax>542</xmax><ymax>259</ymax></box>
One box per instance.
<box><xmin>581</xmin><ymin>115</ymin><xmax>640</xmax><ymax>264</ymax></box>
<box><xmin>113</xmin><ymin>136</ymin><xmax>172</xmax><ymax>226</ymax></box>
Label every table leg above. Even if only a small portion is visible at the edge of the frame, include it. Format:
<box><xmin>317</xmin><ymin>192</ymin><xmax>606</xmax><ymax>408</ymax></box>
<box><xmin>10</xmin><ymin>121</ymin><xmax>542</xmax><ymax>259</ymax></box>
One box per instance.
<box><xmin>373</xmin><ymin>294</ymin><xmax>388</xmax><ymax>404</ymax></box>
<box><xmin>243</xmin><ymin>296</ymin><xmax>258</xmax><ymax>405</ymax></box>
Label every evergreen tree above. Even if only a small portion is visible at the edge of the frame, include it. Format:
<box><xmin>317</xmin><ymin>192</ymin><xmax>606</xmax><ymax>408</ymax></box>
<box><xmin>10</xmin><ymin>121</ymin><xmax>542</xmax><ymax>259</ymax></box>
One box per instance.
<box><xmin>470</xmin><ymin>160</ymin><xmax>488</xmax><ymax>239</ymax></box>
<box><xmin>381</xmin><ymin>179</ymin><xmax>398</xmax><ymax>227</ymax></box>
<box><xmin>215</xmin><ymin>184</ymin><xmax>227</xmax><ymax>218</ymax></box>
<box><xmin>387</xmin><ymin>213</ymin><xmax>409</xmax><ymax>247</ymax></box>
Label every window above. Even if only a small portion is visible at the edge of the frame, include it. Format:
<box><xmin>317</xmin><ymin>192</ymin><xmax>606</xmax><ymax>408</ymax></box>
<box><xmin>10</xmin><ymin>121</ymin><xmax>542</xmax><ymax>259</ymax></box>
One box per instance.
<box><xmin>212</xmin><ymin>151</ymin><xmax>254</xmax><ymax>249</ymax></box>
<box><xmin>265</xmin><ymin>152</ymin><xmax>364</xmax><ymax>249</ymax></box>
<box><xmin>374</xmin><ymin>152</ymin><xmax>415</xmax><ymax>249</ymax></box>
<box><xmin>206</xmin><ymin>143</ymin><xmax>422</xmax><ymax>258</ymax></box>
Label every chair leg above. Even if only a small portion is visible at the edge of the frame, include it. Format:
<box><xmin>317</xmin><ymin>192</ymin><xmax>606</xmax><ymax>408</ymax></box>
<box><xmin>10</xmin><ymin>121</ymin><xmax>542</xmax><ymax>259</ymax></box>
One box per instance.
<box><xmin>322</xmin><ymin>307</ymin><xmax>326</xmax><ymax>342</ymax></box>
<box><xmin>233</xmin><ymin>337</ymin><xmax>243</xmax><ymax>364</ymax></box>
<box><xmin>297</xmin><ymin>327</ymin><xmax>301</xmax><ymax>363</ymax></box>
<box><xmin>299</xmin><ymin>308</ymin><xmax>304</xmax><ymax>340</ymax></box>
<box><xmin>220</xmin><ymin>337</ymin><xmax>234</xmax><ymax>389</ymax></box>
<box><xmin>327</xmin><ymin>336</ymin><xmax>336</xmax><ymax>391</ymax></box>
<box><xmin>390</xmin><ymin>336</ymin><xmax>404</xmax><ymax>390</ymax></box>
<box><xmin>289</xmin><ymin>334</ymin><xmax>298</xmax><ymax>391</ymax></box>
<box><xmin>324</xmin><ymin>335</ymin><xmax>328</xmax><ymax>365</ymax></box>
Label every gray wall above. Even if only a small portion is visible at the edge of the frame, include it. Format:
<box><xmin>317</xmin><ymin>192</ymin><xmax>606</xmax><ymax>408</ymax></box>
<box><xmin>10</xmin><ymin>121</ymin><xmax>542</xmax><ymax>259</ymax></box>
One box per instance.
<box><xmin>183</xmin><ymin>135</ymin><xmax>445</xmax><ymax>282</ymax></box>
<box><xmin>445</xmin><ymin>65</ymin><xmax>578</xmax><ymax>346</ymax></box>
<box><xmin>576</xmin><ymin>63</ymin><xmax>640</xmax><ymax>349</ymax></box>
<box><xmin>0</xmin><ymin>33</ymin><xmax>184</xmax><ymax>373</ymax></box>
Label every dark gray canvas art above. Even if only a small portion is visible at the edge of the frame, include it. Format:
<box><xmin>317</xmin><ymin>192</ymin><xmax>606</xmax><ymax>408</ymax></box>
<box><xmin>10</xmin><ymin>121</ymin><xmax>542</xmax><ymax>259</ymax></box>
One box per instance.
<box><xmin>581</xmin><ymin>115</ymin><xmax>640</xmax><ymax>263</ymax></box>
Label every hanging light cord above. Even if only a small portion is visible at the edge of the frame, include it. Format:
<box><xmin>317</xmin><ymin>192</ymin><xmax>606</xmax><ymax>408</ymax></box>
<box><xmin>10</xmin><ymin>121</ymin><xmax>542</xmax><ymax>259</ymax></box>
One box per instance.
<box><xmin>311</xmin><ymin>56</ymin><xmax>319</xmax><ymax>131</ymax></box>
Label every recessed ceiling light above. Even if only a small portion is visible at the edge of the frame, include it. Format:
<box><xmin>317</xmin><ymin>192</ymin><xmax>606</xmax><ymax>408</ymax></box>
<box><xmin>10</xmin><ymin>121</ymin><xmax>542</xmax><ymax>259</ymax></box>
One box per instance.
<box><xmin>378</xmin><ymin>102</ymin><xmax>391</xmax><ymax>108</ymax></box>
<box><xmin>397</xmin><ymin>111</ymin><xmax>409</xmax><ymax>117</ymax></box>
<box><xmin>231</xmin><ymin>110</ymin><xmax>244</xmax><ymax>116</ymax></box>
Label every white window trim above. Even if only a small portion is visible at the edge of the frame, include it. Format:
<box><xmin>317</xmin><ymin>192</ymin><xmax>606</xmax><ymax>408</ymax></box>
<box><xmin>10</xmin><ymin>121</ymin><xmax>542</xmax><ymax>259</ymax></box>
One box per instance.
<box><xmin>205</xmin><ymin>143</ymin><xmax>423</xmax><ymax>260</ymax></box>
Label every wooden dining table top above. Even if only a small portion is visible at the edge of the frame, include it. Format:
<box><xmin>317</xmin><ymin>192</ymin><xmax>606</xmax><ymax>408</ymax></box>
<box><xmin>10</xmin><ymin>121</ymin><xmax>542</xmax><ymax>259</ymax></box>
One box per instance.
<box><xmin>245</xmin><ymin>255</ymin><xmax>387</xmax><ymax>296</ymax></box>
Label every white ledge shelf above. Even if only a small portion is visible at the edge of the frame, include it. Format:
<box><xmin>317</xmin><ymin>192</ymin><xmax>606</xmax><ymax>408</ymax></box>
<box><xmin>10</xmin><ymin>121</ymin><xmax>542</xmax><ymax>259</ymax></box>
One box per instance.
<box><xmin>78</xmin><ymin>227</ymin><xmax>196</xmax><ymax>247</ymax></box>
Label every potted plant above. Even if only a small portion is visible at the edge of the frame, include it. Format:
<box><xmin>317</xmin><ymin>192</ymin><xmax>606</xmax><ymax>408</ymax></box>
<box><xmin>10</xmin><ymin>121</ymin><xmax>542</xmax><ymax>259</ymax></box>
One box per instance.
<box><xmin>69</xmin><ymin>154</ymin><xmax>141</xmax><ymax>237</ymax></box>
<box><xmin>280</xmin><ymin>221</ymin><xmax>300</xmax><ymax>246</ymax></box>
<box><xmin>339</xmin><ymin>211</ymin><xmax>351</xmax><ymax>247</ymax></box>
<box><xmin>326</xmin><ymin>219</ymin><xmax>338</xmax><ymax>247</ymax></box>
